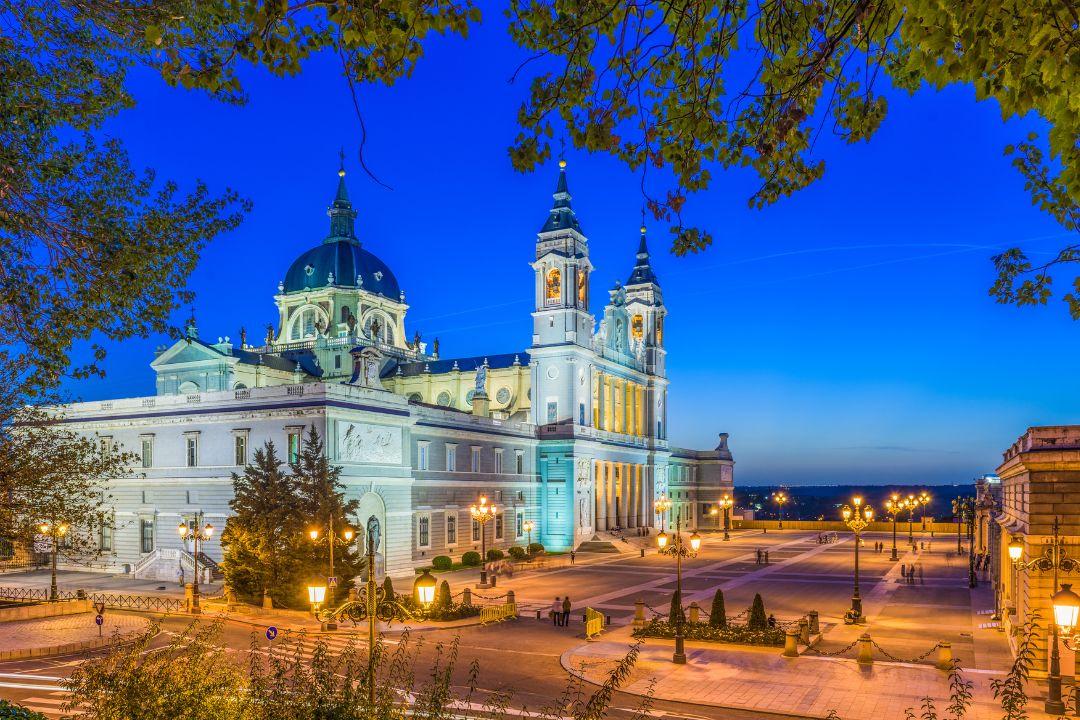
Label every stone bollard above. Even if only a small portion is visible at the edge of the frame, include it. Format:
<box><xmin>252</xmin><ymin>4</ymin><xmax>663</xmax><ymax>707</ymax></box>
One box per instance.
<box><xmin>799</xmin><ymin>617</ymin><xmax>810</xmax><ymax>644</ymax></box>
<box><xmin>491</xmin><ymin>576</ymin><xmax>497</xmax><ymax>587</ymax></box>
<box><xmin>783</xmin><ymin>629</ymin><xmax>799</xmax><ymax>657</ymax></box>
<box><xmin>463</xmin><ymin>587</ymin><xmax>472</xmax><ymax>606</ymax></box>
<box><xmin>857</xmin><ymin>633</ymin><xmax>873</xmax><ymax>665</ymax></box>
<box><xmin>808</xmin><ymin>610</ymin><xmax>819</xmax><ymax>634</ymax></box>
<box><xmin>688</xmin><ymin>602</ymin><xmax>700</xmax><ymax>624</ymax></box>
<box><xmin>184</xmin><ymin>582</ymin><xmax>194</xmax><ymax>613</ymax></box>
<box><xmin>936</xmin><ymin>641</ymin><xmax>953</xmax><ymax>671</ymax></box>
<box><xmin>634</xmin><ymin>599</ymin><xmax>646</xmax><ymax>627</ymax></box>
<box><xmin>640</xmin><ymin>548</ymin><xmax>645</xmax><ymax>558</ymax></box>
<box><xmin>506</xmin><ymin>590</ymin><xmax>516</xmax><ymax>606</ymax></box>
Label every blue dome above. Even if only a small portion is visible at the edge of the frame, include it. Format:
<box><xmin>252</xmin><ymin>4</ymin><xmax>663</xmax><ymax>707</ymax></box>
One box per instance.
<box><xmin>282</xmin><ymin>240</ymin><xmax>401</xmax><ymax>300</ymax></box>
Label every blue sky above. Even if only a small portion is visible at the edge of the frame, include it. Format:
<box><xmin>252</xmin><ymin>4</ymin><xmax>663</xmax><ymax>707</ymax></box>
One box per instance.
<box><xmin>65</xmin><ymin>9</ymin><xmax>1076</xmax><ymax>486</ymax></box>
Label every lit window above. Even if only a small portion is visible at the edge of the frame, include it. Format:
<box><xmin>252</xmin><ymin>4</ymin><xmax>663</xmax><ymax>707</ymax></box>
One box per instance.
<box><xmin>577</xmin><ymin>270</ymin><xmax>587</xmax><ymax>305</ymax></box>
<box><xmin>545</xmin><ymin>268</ymin><xmax>561</xmax><ymax>304</ymax></box>
<box><xmin>472</xmin><ymin>519</ymin><xmax>480</xmax><ymax>542</ymax></box>
<box><xmin>631</xmin><ymin>314</ymin><xmax>644</xmax><ymax>340</ymax></box>
<box><xmin>657</xmin><ymin>316</ymin><xmax>664</xmax><ymax>344</ymax></box>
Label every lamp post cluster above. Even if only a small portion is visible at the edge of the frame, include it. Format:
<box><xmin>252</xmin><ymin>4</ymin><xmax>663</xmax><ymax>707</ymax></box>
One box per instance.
<box><xmin>841</xmin><ymin>497</ymin><xmax>874</xmax><ymax>619</ymax></box>
<box><xmin>470</xmin><ymin>495</ymin><xmax>497</xmax><ymax>587</ymax></box>
<box><xmin>717</xmin><ymin>493</ymin><xmax>733</xmax><ymax>541</ymax></box>
<box><xmin>523</xmin><ymin>519</ymin><xmax>534</xmax><ymax>554</ymax></box>
<box><xmin>38</xmin><ymin>521</ymin><xmax>69</xmax><ymax>601</ymax></box>
<box><xmin>657</xmin><ymin>516</ymin><xmax>701</xmax><ymax>664</ymax></box>
<box><xmin>1007</xmin><ymin>517</ymin><xmax>1078</xmax><ymax>715</ymax></box>
<box><xmin>772</xmin><ymin>491</ymin><xmax>789</xmax><ymax>529</ymax></box>
<box><xmin>883</xmin><ymin>495</ymin><xmax>907</xmax><ymax>561</ymax></box>
<box><xmin>177</xmin><ymin>513</ymin><xmax>214</xmax><ymax>614</ymax></box>
<box><xmin>654</xmin><ymin>494</ymin><xmax>672</xmax><ymax>532</ymax></box>
<box><xmin>308</xmin><ymin>518</ymin><xmax>355</xmax><ymax>630</ymax></box>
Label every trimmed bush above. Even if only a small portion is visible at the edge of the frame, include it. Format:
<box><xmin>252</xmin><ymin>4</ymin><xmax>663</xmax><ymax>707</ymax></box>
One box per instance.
<box><xmin>634</xmin><ymin>619</ymin><xmax>784</xmax><ymax>647</ymax></box>
<box><xmin>486</xmin><ymin>548</ymin><xmax>505</xmax><ymax>561</ymax></box>
<box><xmin>432</xmin><ymin>555</ymin><xmax>453</xmax><ymax>571</ymax></box>
<box><xmin>461</xmin><ymin>551</ymin><xmax>482</xmax><ymax>567</ymax></box>
<box><xmin>527</xmin><ymin>542</ymin><xmax>545</xmax><ymax>555</ymax></box>
<box><xmin>748</xmin><ymin>593</ymin><xmax>767</xmax><ymax>630</ymax></box>
<box><xmin>435</xmin><ymin>580</ymin><xmax>452</xmax><ymax>610</ymax></box>
<box><xmin>507</xmin><ymin>546</ymin><xmax>527</xmax><ymax>560</ymax></box>
<box><xmin>709</xmin><ymin>588</ymin><xmax>727</xmax><ymax>628</ymax></box>
<box><xmin>668</xmin><ymin>589</ymin><xmax>685</xmax><ymax>625</ymax></box>
<box><xmin>382</xmin><ymin>576</ymin><xmax>396</xmax><ymax>602</ymax></box>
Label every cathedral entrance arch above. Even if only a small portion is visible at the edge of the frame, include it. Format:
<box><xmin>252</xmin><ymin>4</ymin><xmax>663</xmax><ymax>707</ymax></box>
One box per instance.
<box><xmin>355</xmin><ymin>491</ymin><xmax>387</xmax><ymax>580</ymax></box>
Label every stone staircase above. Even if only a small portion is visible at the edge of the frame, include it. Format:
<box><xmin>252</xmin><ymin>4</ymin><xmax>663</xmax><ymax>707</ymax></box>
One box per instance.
<box><xmin>577</xmin><ymin>530</ymin><xmax>654</xmax><ymax>554</ymax></box>
<box><xmin>132</xmin><ymin>549</ymin><xmax>223</xmax><ymax>582</ymax></box>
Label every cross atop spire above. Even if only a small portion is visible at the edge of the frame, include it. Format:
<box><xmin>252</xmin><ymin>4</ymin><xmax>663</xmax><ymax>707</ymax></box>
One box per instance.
<box><xmin>327</xmin><ymin>154</ymin><xmax>359</xmax><ymax>244</ymax></box>
<box><xmin>539</xmin><ymin>159</ymin><xmax>583</xmax><ymax>234</ymax></box>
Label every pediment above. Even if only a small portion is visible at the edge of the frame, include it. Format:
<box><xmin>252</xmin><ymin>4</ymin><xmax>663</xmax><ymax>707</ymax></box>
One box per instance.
<box><xmin>151</xmin><ymin>339</ymin><xmax>227</xmax><ymax>369</ymax></box>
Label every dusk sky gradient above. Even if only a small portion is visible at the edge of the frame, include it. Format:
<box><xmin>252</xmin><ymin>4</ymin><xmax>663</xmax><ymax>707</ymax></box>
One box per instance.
<box><xmin>63</xmin><ymin>6</ymin><xmax>1077</xmax><ymax>486</ymax></box>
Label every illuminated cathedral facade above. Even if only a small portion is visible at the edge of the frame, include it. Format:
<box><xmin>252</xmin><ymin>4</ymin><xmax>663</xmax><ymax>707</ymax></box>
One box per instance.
<box><xmin>55</xmin><ymin>162</ymin><xmax>733</xmax><ymax>580</ymax></box>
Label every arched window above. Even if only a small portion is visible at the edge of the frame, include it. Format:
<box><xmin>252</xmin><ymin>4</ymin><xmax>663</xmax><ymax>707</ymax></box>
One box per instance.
<box><xmin>656</xmin><ymin>316</ymin><xmax>664</xmax><ymax>345</ymax></box>
<box><xmin>577</xmin><ymin>270</ymin><xmax>587</xmax><ymax>306</ymax></box>
<box><xmin>364</xmin><ymin>313</ymin><xmax>396</xmax><ymax>345</ymax></box>
<box><xmin>631</xmin><ymin>314</ymin><xmax>644</xmax><ymax>340</ymax></box>
<box><xmin>289</xmin><ymin>306</ymin><xmax>324</xmax><ymax>341</ymax></box>
<box><xmin>341</xmin><ymin>306</ymin><xmax>351</xmax><ymax>323</ymax></box>
<box><xmin>546</xmin><ymin>268</ymin><xmax>561</xmax><ymax>304</ymax></box>
<box><xmin>179</xmin><ymin>380</ymin><xmax>199</xmax><ymax>394</ymax></box>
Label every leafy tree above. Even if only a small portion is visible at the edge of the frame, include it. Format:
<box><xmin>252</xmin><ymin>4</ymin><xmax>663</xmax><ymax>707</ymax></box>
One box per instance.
<box><xmin>0</xmin><ymin>411</ymin><xmax>137</xmax><ymax>599</ymax></box>
<box><xmin>435</xmin><ymin>580</ymin><xmax>453</xmax><ymax>611</ymax></box>
<box><xmin>220</xmin><ymin>441</ymin><xmax>303</xmax><ymax>609</ymax></box>
<box><xmin>0</xmin><ymin>699</ymin><xmax>47</xmax><ymax>720</ymax></box>
<box><xmin>291</xmin><ymin>425</ymin><xmax>362</xmax><ymax>607</ymax></box>
<box><xmin>668</xmin><ymin>589</ymin><xmax>685</xmax><ymax>625</ymax></box>
<box><xmin>709</xmin><ymin>588</ymin><xmax>727</xmax><ymax>628</ymax></box>
<box><xmin>748</xmin><ymin>593</ymin><xmax>768</xmax><ymax>630</ymax></box>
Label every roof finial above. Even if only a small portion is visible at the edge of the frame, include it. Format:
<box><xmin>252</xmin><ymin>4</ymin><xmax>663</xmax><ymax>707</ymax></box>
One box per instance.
<box><xmin>338</xmin><ymin>147</ymin><xmax>346</xmax><ymax>177</ymax></box>
<box><xmin>640</xmin><ymin>206</ymin><xmax>647</xmax><ymax>235</ymax></box>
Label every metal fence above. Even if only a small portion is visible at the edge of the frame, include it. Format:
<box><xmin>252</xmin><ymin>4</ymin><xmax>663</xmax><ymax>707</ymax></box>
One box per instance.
<box><xmin>0</xmin><ymin>586</ymin><xmax>184</xmax><ymax>613</ymax></box>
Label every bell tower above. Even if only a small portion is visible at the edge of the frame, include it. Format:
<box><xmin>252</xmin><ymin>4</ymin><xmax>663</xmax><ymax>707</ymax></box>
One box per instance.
<box><xmin>623</xmin><ymin>224</ymin><xmax>667</xmax><ymax>378</ymax></box>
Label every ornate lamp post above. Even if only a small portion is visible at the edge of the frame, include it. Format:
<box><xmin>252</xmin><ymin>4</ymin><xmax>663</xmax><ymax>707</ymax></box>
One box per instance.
<box><xmin>37</xmin><ymin>521</ymin><xmax>69</xmax><ymax>601</ymax></box>
<box><xmin>308</xmin><ymin>520</ymin><xmax>355</xmax><ymax>630</ymax></box>
<box><xmin>656</xmin><ymin>515</ymin><xmax>701</xmax><ymax>664</ymax></box>
<box><xmin>316</xmin><ymin>522</ymin><xmax>438</xmax><ymax>706</ymax></box>
<box><xmin>883</xmin><ymin>495</ymin><xmax>904</xmax><ymax>561</ymax></box>
<box><xmin>841</xmin><ymin>497</ymin><xmax>873</xmax><ymax>619</ymax></box>
<box><xmin>177</xmin><ymin>513</ymin><xmax>214</xmax><ymax>614</ymax></box>
<box><xmin>523</xmin><ymin>520</ymin><xmax>534</xmax><ymax>554</ymax></box>
<box><xmin>917</xmin><ymin>491</ymin><xmax>931</xmax><ymax>531</ymax></box>
<box><xmin>771</xmin><ymin>491</ymin><xmax>789</xmax><ymax>529</ymax></box>
<box><xmin>718</xmin><ymin>493</ymin><xmax>734</xmax><ymax>542</ymax></box>
<box><xmin>952</xmin><ymin>496</ymin><xmax>969</xmax><ymax>554</ymax></box>
<box><xmin>470</xmin><ymin>495</ymin><xmax>497</xmax><ymax>587</ymax></box>
<box><xmin>1008</xmin><ymin>517</ymin><xmax>1077</xmax><ymax>715</ymax></box>
<box><xmin>654</xmin><ymin>494</ymin><xmax>673</xmax><ymax>533</ymax></box>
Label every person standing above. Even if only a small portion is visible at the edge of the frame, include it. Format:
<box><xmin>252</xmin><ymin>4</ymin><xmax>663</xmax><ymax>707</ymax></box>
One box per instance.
<box><xmin>900</xmin><ymin>564</ymin><xmax>907</xmax><ymax>582</ymax></box>
<box><xmin>570</xmin><ymin>550</ymin><xmax>576</xmax><ymax>565</ymax></box>
<box><xmin>764</xmin><ymin>550</ymin><xmax>770</xmax><ymax>564</ymax></box>
<box><xmin>551</xmin><ymin>597</ymin><xmax>562</xmax><ymax>626</ymax></box>
<box><xmin>562</xmin><ymin>597</ymin><xmax>572</xmax><ymax>626</ymax></box>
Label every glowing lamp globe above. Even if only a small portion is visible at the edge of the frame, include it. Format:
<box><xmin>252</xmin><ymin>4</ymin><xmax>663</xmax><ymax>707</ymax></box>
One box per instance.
<box><xmin>1008</xmin><ymin>538</ymin><xmax>1023</xmax><ymax>563</ymax></box>
<box><xmin>414</xmin><ymin>569</ymin><xmax>438</xmax><ymax>607</ymax></box>
<box><xmin>309</xmin><ymin>529</ymin><xmax>319</xmax><ymax>541</ymax></box>
<box><xmin>343</xmin><ymin>529</ymin><xmax>355</xmax><ymax>542</ymax></box>
<box><xmin>689</xmin><ymin>531</ymin><xmax>702</xmax><ymax>552</ymax></box>
<box><xmin>1052</xmin><ymin>583</ymin><xmax>1080</xmax><ymax>633</ymax></box>
<box><xmin>657</xmin><ymin>532</ymin><xmax>669</xmax><ymax>550</ymax></box>
<box><xmin>202</xmin><ymin>523</ymin><xmax>214</xmax><ymax>540</ymax></box>
<box><xmin>307</xmin><ymin>585</ymin><xmax>327</xmax><ymax>605</ymax></box>
<box><xmin>177</xmin><ymin>522</ymin><xmax>188</xmax><ymax>538</ymax></box>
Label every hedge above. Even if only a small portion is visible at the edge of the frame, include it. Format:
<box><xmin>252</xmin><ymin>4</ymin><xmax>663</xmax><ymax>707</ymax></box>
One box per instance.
<box><xmin>486</xmin><ymin>548</ymin><xmax>505</xmax><ymax>561</ymax></box>
<box><xmin>432</xmin><ymin>555</ymin><xmax>453</xmax><ymax>571</ymax></box>
<box><xmin>461</xmin><ymin>551</ymin><xmax>482</xmax><ymax>567</ymax></box>
<box><xmin>633</xmin><ymin>619</ymin><xmax>785</xmax><ymax>647</ymax></box>
<box><xmin>507</xmin><ymin>546</ymin><xmax>527</xmax><ymax>560</ymax></box>
<box><xmin>527</xmin><ymin>542</ymin><xmax>545</xmax><ymax>555</ymax></box>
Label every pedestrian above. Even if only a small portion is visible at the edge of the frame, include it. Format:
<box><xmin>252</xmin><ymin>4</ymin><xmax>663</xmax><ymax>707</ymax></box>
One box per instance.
<box><xmin>570</xmin><ymin>550</ymin><xmax>576</xmax><ymax>565</ymax></box>
<box><xmin>177</xmin><ymin>565</ymin><xmax>185</xmax><ymax>588</ymax></box>
<box><xmin>764</xmin><ymin>550</ymin><xmax>770</xmax><ymax>564</ymax></box>
<box><xmin>909</xmin><ymin>564</ymin><xmax>916</xmax><ymax>584</ymax></box>
<box><xmin>900</xmin><ymin>564</ymin><xmax>907</xmax><ymax>581</ymax></box>
<box><xmin>551</xmin><ymin>597</ymin><xmax>562</xmax><ymax>626</ymax></box>
<box><xmin>562</xmin><ymin>596</ymin><xmax>572</xmax><ymax>626</ymax></box>
<box><xmin>755</xmin><ymin>549</ymin><xmax>762</xmax><ymax>564</ymax></box>
<box><xmin>767</xmin><ymin>614</ymin><xmax>777</xmax><ymax>628</ymax></box>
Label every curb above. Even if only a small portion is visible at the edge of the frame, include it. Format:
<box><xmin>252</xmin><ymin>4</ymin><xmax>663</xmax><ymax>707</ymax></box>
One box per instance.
<box><xmin>0</xmin><ymin>622</ymin><xmax>153</xmax><ymax>662</ymax></box>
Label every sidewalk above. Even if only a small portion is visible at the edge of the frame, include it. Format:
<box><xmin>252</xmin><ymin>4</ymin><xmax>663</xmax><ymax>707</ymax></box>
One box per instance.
<box><xmin>0</xmin><ymin>612</ymin><xmax>151</xmax><ymax>660</ymax></box>
<box><xmin>562</xmin><ymin>627</ymin><xmax>1051</xmax><ymax>720</ymax></box>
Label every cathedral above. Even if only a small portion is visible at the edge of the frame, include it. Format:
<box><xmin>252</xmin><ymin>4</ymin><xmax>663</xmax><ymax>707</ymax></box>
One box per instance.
<box><xmin>56</xmin><ymin>161</ymin><xmax>734</xmax><ymax>580</ymax></box>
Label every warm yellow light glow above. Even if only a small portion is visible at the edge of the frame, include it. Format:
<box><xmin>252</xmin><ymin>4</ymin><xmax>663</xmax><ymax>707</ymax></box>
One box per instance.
<box><xmin>1053</xmin><ymin>584</ymin><xmax>1080</xmax><ymax>633</ymax></box>
<box><xmin>307</xmin><ymin>585</ymin><xmax>327</xmax><ymax>605</ymax></box>
<box><xmin>853</xmin><ymin>496</ymin><xmax>862</xmax><ymax>507</ymax></box>
<box><xmin>523</xmin><ymin>520</ymin><xmax>534</xmax><ymax>533</ymax></box>
<box><xmin>689</xmin><ymin>532</ymin><xmax>702</xmax><ymax>552</ymax></box>
<box><xmin>309</xmin><ymin>529</ymin><xmax>319</xmax><ymax>541</ymax></box>
<box><xmin>202</xmin><ymin>523</ymin><xmax>214</xmax><ymax>541</ymax></box>
<box><xmin>842</xmin><ymin>506</ymin><xmax>853</xmax><ymax>521</ymax></box>
<box><xmin>864</xmin><ymin>507</ymin><xmax>874</xmax><ymax>521</ymax></box>
<box><xmin>414</xmin><ymin>569</ymin><xmax>438</xmax><ymax>607</ymax></box>
<box><xmin>39</xmin><ymin>523</ymin><xmax>50</xmax><ymax>535</ymax></box>
<box><xmin>177</xmin><ymin>521</ymin><xmax>188</xmax><ymax>538</ymax></box>
<box><xmin>1008</xmin><ymin>538</ymin><xmax>1024</xmax><ymax>562</ymax></box>
<box><xmin>657</xmin><ymin>532</ymin><xmax>669</xmax><ymax>550</ymax></box>
<box><xmin>343</xmin><ymin>529</ymin><xmax>354</xmax><ymax>542</ymax></box>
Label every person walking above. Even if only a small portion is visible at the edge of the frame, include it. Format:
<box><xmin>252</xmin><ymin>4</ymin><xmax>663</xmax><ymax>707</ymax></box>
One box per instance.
<box><xmin>755</xmin><ymin>549</ymin><xmax>762</xmax><ymax>564</ymax></box>
<box><xmin>900</xmin><ymin>564</ymin><xmax>907</xmax><ymax>582</ymax></box>
<box><xmin>570</xmin><ymin>550</ymin><xmax>576</xmax><ymax>565</ymax></box>
<box><xmin>562</xmin><ymin>597</ymin><xmax>572</xmax><ymax>627</ymax></box>
<box><xmin>551</xmin><ymin>597</ymin><xmax>562</xmax><ymax>626</ymax></box>
<box><xmin>764</xmin><ymin>550</ymin><xmax>770</xmax><ymax>564</ymax></box>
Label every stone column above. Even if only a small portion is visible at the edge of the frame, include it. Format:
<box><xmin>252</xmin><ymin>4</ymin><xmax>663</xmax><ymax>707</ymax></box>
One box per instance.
<box><xmin>627</xmin><ymin>465</ymin><xmax>637</xmax><ymax>528</ymax></box>
<box><xmin>596</xmin><ymin>371</ymin><xmax>605</xmax><ymax>430</ymax></box>
<box><xmin>595</xmin><ymin>461</ymin><xmax>606</xmax><ymax>533</ymax></box>
<box><xmin>606</xmin><ymin>462</ymin><xmax>616</xmax><ymax>530</ymax></box>
<box><xmin>636</xmin><ymin>385</ymin><xmax>645</xmax><ymax>435</ymax></box>
<box><xmin>603</xmin><ymin>377</ymin><xmax>613</xmax><ymax>431</ymax></box>
<box><xmin>612</xmin><ymin>379</ymin><xmax>622</xmax><ymax>434</ymax></box>
<box><xmin>636</xmin><ymin>464</ymin><xmax>645</xmax><ymax>526</ymax></box>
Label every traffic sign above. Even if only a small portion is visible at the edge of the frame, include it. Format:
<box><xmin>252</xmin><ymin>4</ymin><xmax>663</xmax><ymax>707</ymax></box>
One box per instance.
<box><xmin>328</xmin><ymin>576</ymin><xmax>338</xmax><ymax>588</ymax></box>
<box><xmin>94</xmin><ymin>601</ymin><xmax>106</xmax><ymax>615</ymax></box>
<box><xmin>95</xmin><ymin>614</ymin><xmax>104</xmax><ymax>626</ymax></box>
<box><xmin>265</xmin><ymin>626</ymin><xmax>278</xmax><ymax>641</ymax></box>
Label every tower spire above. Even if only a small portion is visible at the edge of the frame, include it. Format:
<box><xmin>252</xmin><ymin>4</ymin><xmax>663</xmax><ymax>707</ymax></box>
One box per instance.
<box><xmin>327</xmin><ymin>152</ymin><xmax>358</xmax><ymax>244</ymax></box>
<box><xmin>539</xmin><ymin>159</ymin><xmax>582</xmax><ymax>233</ymax></box>
<box><xmin>626</xmin><ymin>219</ymin><xmax>659</xmax><ymax>286</ymax></box>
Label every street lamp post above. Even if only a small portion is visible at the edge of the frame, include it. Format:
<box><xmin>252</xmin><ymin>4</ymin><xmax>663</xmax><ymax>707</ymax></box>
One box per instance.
<box><xmin>917</xmin><ymin>491</ymin><xmax>931</xmax><ymax>532</ymax></box>
<box><xmin>904</xmin><ymin>493</ymin><xmax>918</xmax><ymax>545</ymax></box>
<box><xmin>772</xmin><ymin>491</ymin><xmax>789</xmax><ymax>530</ymax></box>
<box><xmin>177</xmin><ymin>513</ymin><xmax>214</xmax><ymax>614</ymax></box>
<box><xmin>308</xmin><ymin>519</ymin><xmax>355</xmax><ymax>630</ymax></box>
<box><xmin>1009</xmin><ymin>517</ymin><xmax>1078</xmax><ymax>715</ymax></box>
<box><xmin>841</xmin><ymin>497</ymin><xmax>874</xmax><ymax>620</ymax></box>
<box><xmin>654</xmin><ymin>494</ymin><xmax>672</xmax><ymax>533</ymax></box>
<box><xmin>718</xmin><ymin>493</ymin><xmax>734</xmax><ymax>542</ymax></box>
<box><xmin>523</xmin><ymin>520</ymin><xmax>534</xmax><ymax>555</ymax></box>
<box><xmin>37</xmin><ymin>522</ymin><xmax>69</xmax><ymax>601</ymax></box>
<box><xmin>884</xmin><ymin>495</ymin><xmax>904</xmax><ymax>562</ymax></box>
<box><xmin>470</xmin><ymin>495</ymin><xmax>497</xmax><ymax>587</ymax></box>
<box><xmin>953</xmin><ymin>497</ymin><xmax>966</xmax><ymax>555</ymax></box>
<box><xmin>656</xmin><ymin>515</ymin><xmax>701</xmax><ymax>664</ymax></box>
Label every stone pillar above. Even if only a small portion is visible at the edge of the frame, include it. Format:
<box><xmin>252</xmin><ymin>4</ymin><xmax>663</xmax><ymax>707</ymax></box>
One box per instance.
<box><xmin>627</xmin><ymin>465</ymin><xmax>637</xmax><ymax>528</ymax></box>
<box><xmin>808</xmin><ymin>610</ymin><xmax>819</xmax><ymax>634</ymax></box>
<box><xmin>606</xmin><ymin>463</ymin><xmax>616</xmax><ymax>530</ymax></box>
<box><xmin>603</xmin><ymin>377</ymin><xmax>613</xmax><ymax>431</ymax></box>
<box><xmin>783</xmin><ymin>629</ymin><xmax>799</xmax><ymax>658</ymax></box>
<box><xmin>634</xmin><ymin>599</ymin><xmax>646</xmax><ymax>627</ymax></box>
<box><xmin>596</xmin><ymin>371</ymin><xmax>605</xmax><ymax>429</ymax></box>
<box><xmin>936</xmin><ymin>641</ymin><xmax>953</xmax><ymax>671</ymax></box>
<box><xmin>636</xmin><ymin>385</ymin><xmax>645</xmax><ymax>435</ymax></box>
<box><xmin>857</xmin><ymin>633</ymin><xmax>873</xmax><ymax>664</ymax></box>
<box><xmin>688</xmin><ymin>602</ymin><xmax>700</xmax><ymax>623</ymax></box>
<box><xmin>595</xmin><ymin>462</ymin><xmax>607</xmax><ymax>532</ymax></box>
<box><xmin>620</xmin><ymin>464</ymin><xmax>630</xmax><ymax>528</ymax></box>
<box><xmin>613</xmin><ymin>379</ymin><xmax>623</xmax><ymax>433</ymax></box>
<box><xmin>627</xmin><ymin>382</ymin><xmax>636</xmax><ymax>437</ymax></box>
<box><xmin>798</xmin><ymin>617</ymin><xmax>810</xmax><ymax>644</ymax></box>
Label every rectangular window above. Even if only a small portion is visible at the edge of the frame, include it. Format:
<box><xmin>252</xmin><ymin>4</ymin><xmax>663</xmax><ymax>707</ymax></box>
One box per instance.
<box><xmin>140</xmin><ymin>519</ymin><xmax>154</xmax><ymax>553</ymax></box>
<box><xmin>579</xmin><ymin>403</ymin><xmax>586</xmax><ymax>425</ymax></box>
<box><xmin>471</xmin><ymin>519</ymin><xmax>480</xmax><ymax>543</ymax></box>
<box><xmin>99</xmin><ymin>518</ymin><xmax>114</xmax><ymax>552</ymax></box>
<box><xmin>446</xmin><ymin>514</ymin><xmax>457</xmax><ymax>545</ymax></box>
<box><xmin>515</xmin><ymin>450</ymin><xmax>524</xmax><ymax>474</ymax></box>
<box><xmin>494</xmin><ymin>449</ymin><xmax>504</xmax><ymax>474</ymax></box>
<box><xmin>471</xmin><ymin>447</ymin><xmax>481</xmax><ymax>473</ymax></box>
<box><xmin>140</xmin><ymin>437</ymin><xmax>153</xmax><ymax>468</ymax></box>
<box><xmin>287</xmin><ymin>431</ymin><xmax>302</xmax><ymax>464</ymax></box>
<box><xmin>495</xmin><ymin>513</ymin><xmax>504</xmax><ymax>540</ymax></box>
<box><xmin>234</xmin><ymin>435</ymin><xmax>247</xmax><ymax>466</ymax></box>
<box><xmin>185</xmin><ymin>436</ymin><xmax>198</xmax><ymax>467</ymax></box>
<box><xmin>547</xmin><ymin>401</ymin><xmax>558</xmax><ymax>423</ymax></box>
<box><xmin>446</xmin><ymin>444</ymin><xmax>457</xmax><ymax>472</ymax></box>
<box><xmin>516</xmin><ymin>511</ymin><xmax>524</xmax><ymax>538</ymax></box>
<box><xmin>418</xmin><ymin>514</ymin><xmax>430</xmax><ymax>548</ymax></box>
<box><xmin>417</xmin><ymin>442</ymin><xmax>429</xmax><ymax>471</ymax></box>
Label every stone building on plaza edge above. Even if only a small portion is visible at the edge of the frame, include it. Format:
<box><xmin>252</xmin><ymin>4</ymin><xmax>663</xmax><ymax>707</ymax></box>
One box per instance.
<box><xmin>49</xmin><ymin>161</ymin><xmax>734</xmax><ymax>581</ymax></box>
<box><xmin>997</xmin><ymin>426</ymin><xmax>1080</xmax><ymax>676</ymax></box>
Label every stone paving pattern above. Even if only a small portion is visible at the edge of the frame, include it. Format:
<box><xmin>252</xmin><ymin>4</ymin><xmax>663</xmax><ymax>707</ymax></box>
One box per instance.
<box><xmin>0</xmin><ymin>612</ymin><xmax>150</xmax><ymax>652</ymax></box>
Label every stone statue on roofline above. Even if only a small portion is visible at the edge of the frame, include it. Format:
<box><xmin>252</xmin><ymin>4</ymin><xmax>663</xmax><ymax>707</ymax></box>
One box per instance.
<box><xmin>475</xmin><ymin>363</ymin><xmax>488</xmax><ymax>395</ymax></box>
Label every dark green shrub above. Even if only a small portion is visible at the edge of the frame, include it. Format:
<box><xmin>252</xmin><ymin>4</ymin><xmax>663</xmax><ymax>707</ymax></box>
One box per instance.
<box><xmin>486</xmin><ymin>548</ymin><xmax>504</xmax><ymax>561</ymax></box>
<box><xmin>382</xmin><ymin>576</ymin><xmax>395</xmax><ymax>602</ymax></box>
<box><xmin>507</xmin><ymin>546</ymin><xmax>526</xmax><ymax>560</ymax></box>
<box><xmin>432</xmin><ymin>555</ymin><xmax>453</xmax><ymax>571</ymax></box>
<box><xmin>633</xmin><ymin>619</ymin><xmax>784</xmax><ymax>647</ymax></box>
<box><xmin>709</xmin><ymin>588</ymin><xmax>727</xmax><ymax>628</ymax></box>
<box><xmin>527</xmin><ymin>542</ymin><xmax>545</xmax><ymax>555</ymax></box>
<box><xmin>748</xmin><ymin>593</ymin><xmax>767</xmax><ymax>630</ymax></box>
<box><xmin>461</xmin><ymin>551</ymin><xmax>481</xmax><ymax>566</ymax></box>
<box><xmin>668</xmin><ymin>589</ymin><xmax>685</xmax><ymax>625</ymax></box>
<box><xmin>435</xmin><ymin>580</ymin><xmax>452</xmax><ymax>610</ymax></box>
<box><xmin>0</xmin><ymin>700</ymin><xmax>47</xmax><ymax>720</ymax></box>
